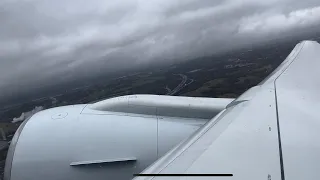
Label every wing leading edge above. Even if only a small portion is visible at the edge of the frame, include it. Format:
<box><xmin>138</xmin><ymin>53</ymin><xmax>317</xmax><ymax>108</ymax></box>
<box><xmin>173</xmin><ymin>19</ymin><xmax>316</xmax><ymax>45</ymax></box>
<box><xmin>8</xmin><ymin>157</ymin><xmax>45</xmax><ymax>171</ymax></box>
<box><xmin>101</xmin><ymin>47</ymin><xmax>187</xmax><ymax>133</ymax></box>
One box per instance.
<box><xmin>133</xmin><ymin>40</ymin><xmax>320</xmax><ymax>180</ymax></box>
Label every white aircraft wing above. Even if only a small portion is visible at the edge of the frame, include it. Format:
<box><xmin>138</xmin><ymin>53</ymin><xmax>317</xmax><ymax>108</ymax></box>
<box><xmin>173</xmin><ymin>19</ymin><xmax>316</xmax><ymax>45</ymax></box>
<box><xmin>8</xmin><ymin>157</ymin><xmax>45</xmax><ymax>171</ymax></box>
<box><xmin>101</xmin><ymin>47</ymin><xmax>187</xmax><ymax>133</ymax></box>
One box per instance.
<box><xmin>133</xmin><ymin>40</ymin><xmax>320</xmax><ymax>180</ymax></box>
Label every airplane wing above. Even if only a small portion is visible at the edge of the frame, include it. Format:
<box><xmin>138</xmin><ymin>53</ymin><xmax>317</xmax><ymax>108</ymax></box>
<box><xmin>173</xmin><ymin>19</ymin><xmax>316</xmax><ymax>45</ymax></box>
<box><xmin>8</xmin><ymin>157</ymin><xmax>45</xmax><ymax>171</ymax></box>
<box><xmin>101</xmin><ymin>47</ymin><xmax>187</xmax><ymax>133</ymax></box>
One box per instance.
<box><xmin>133</xmin><ymin>40</ymin><xmax>320</xmax><ymax>180</ymax></box>
<box><xmin>5</xmin><ymin>40</ymin><xmax>320</xmax><ymax>180</ymax></box>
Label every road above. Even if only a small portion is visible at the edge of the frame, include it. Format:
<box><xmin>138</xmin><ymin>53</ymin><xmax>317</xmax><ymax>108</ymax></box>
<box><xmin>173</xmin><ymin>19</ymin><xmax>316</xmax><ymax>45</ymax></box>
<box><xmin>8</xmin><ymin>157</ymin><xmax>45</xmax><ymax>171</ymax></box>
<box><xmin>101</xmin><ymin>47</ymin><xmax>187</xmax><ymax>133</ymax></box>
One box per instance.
<box><xmin>164</xmin><ymin>86</ymin><xmax>172</xmax><ymax>94</ymax></box>
<box><xmin>167</xmin><ymin>74</ymin><xmax>190</xmax><ymax>95</ymax></box>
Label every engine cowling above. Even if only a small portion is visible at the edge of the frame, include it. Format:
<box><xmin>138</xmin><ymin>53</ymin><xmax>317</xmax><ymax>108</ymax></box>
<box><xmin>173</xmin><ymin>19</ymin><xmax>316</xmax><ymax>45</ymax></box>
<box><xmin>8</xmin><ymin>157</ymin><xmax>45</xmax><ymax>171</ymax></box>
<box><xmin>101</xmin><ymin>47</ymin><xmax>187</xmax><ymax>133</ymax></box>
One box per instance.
<box><xmin>5</xmin><ymin>95</ymin><xmax>233</xmax><ymax>180</ymax></box>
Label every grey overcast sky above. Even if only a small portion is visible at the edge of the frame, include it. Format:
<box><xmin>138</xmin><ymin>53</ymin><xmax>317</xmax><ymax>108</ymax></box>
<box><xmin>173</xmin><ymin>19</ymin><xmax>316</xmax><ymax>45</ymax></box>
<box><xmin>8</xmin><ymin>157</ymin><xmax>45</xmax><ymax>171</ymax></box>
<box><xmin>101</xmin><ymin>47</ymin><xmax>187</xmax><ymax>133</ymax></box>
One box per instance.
<box><xmin>1</xmin><ymin>0</ymin><xmax>320</xmax><ymax>98</ymax></box>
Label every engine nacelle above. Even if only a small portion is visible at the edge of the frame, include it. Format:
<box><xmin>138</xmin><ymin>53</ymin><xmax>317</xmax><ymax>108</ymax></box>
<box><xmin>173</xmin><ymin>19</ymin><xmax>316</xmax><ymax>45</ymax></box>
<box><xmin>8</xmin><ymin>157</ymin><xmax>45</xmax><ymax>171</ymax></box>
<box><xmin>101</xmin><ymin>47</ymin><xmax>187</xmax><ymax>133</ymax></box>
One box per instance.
<box><xmin>5</xmin><ymin>95</ymin><xmax>233</xmax><ymax>180</ymax></box>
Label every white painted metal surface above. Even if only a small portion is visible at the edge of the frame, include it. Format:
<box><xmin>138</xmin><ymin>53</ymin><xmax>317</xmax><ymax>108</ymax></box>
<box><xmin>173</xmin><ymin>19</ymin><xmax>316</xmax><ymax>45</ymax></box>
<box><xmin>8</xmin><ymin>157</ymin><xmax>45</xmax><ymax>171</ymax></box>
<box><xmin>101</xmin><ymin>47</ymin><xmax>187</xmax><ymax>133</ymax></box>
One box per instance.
<box><xmin>87</xmin><ymin>95</ymin><xmax>233</xmax><ymax>119</ymax></box>
<box><xmin>133</xmin><ymin>40</ymin><xmax>320</xmax><ymax>180</ymax></box>
<box><xmin>134</xmin><ymin>89</ymin><xmax>281</xmax><ymax>180</ymax></box>
<box><xmin>275</xmin><ymin>41</ymin><xmax>320</xmax><ymax>180</ymax></box>
<box><xmin>5</xmin><ymin>95</ymin><xmax>231</xmax><ymax>180</ymax></box>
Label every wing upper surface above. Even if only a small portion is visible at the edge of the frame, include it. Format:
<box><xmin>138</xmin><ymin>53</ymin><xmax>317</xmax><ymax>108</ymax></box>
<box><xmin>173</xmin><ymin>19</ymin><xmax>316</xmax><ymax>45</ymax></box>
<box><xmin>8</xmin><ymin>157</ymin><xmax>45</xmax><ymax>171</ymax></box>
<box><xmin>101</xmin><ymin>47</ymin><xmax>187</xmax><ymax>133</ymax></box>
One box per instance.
<box><xmin>134</xmin><ymin>87</ymin><xmax>281</xmax><ymax>180</ymax></box>
<box><xmin>133</xmin><ymin>40</ymin><xmax>320</xmax><ymax>180</ymax></box>
<box><xmin>275</xmin><ymin>41</ymin><xmax>320</xmax><ymax>180</ymax></box>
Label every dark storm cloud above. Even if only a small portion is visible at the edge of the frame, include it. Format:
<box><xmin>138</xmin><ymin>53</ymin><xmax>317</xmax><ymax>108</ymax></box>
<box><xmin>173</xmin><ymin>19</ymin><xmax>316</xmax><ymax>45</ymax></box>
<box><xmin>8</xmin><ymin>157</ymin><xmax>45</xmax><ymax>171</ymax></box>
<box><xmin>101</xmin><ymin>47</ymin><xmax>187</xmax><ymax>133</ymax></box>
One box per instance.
<box><xmin>1</xmin><ymin>0</ymin><xmax>320</xmax><ymax>98</ymax></box>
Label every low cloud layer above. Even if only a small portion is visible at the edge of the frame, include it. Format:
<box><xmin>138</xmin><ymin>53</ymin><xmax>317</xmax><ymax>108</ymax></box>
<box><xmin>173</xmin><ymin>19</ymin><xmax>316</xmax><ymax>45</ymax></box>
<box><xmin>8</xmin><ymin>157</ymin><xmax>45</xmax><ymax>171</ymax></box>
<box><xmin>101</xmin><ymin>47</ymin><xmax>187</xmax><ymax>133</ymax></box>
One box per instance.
<box><xmin>239</xmin><ymin>6</ymin><xmax>320</xmax><ymax>35</ymax></box>
<box><xmin>12</xmin><ymin>106</ymin><xmax>44</xmax><ymax>123</ymax></box>
<box><xmin>1</xmin><ymin>0</ymin><xmax>320</xmax><ymax>100</ymax></box>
